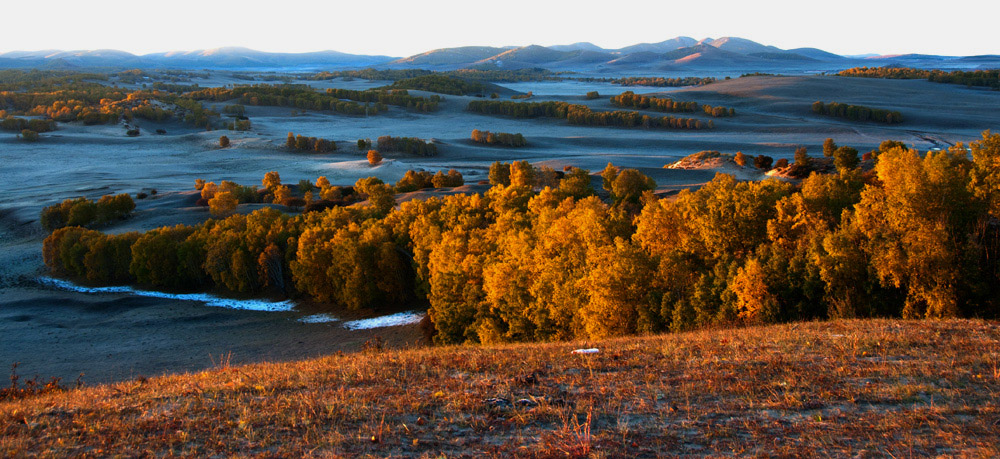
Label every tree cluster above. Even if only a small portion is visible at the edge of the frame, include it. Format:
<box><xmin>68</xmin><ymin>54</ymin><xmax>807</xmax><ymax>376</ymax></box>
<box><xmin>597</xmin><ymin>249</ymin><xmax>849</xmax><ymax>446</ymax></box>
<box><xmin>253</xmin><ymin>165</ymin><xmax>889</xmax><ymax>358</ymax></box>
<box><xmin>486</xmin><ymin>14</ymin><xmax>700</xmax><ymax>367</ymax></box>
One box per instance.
<box><xmin>576</xmin><ymin>76</ymin><xmax>716</xmax><ymax>87</ymax></box>
<box><xmin>41</xmin><ymin>194</ymin><xmax>136</xmax><ymax>231</ymax></box>
<box><xmin>380</xmin><ymin>75</ymin><xmax>485</xmax><ymax>96</ymax></box>
<box><xmin>1</xmin><ymin>117</ymin><xmax>56</xmax><ymax>132</ymax></box>
<box><xmin>376</xmin><ymin>136</ymin><xmax>438</xmax><ymax>156</ymax></box>
<box><xmin>837</xmin><ymin>67</ymin><xmax>1000</xmax><ymax>90</ymax></box>
<box><xmin>610</xmin><ymin>91</ymin><xmax>699</xmax><ymax>113</ymax></box>
<box><xmin>470</xmin><ymin>129</ymin><xmax>527</xmax><ymax>147</ymax></box>
<box><xmin>812</xmin><ymin>101</ymin><xmax>902</xmax><ymax>124</ymax></box>
<box><xmin>467</xmin><ymin>100</ymin><xmax>712</xmax><ymax>130</ymax></box>
<box><xmin>285</xmin><ymin>132</ymin><xmax>337</xmax><ymax>152</ymax></box>
<box><xmin>186</xmin><ymin>85</ymin><xmax>377</xmax><ymax>116</ymax></box>
<box><xmin>44</xmin><ymin>132</ymin><xmax>1000</xmax><ymax>347</ymax></box>
<box><xmin>611</xmin><ymin>91</ymin><xmax>735</xmax><ymax>117</ymax></box>
<box><xmin>394</xmin><ymin>169</ymin><xmax>464</xmax><ymax>192</ymax></box>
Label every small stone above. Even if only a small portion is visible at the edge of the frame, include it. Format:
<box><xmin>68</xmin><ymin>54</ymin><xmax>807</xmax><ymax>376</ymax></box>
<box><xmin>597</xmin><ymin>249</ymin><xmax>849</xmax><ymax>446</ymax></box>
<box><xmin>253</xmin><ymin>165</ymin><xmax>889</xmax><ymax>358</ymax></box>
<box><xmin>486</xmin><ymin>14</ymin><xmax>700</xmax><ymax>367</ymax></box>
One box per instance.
<box><xmin>516</xmin><ymin>398</ymin><xmax>538</xmax><ymax>408</ymax></box>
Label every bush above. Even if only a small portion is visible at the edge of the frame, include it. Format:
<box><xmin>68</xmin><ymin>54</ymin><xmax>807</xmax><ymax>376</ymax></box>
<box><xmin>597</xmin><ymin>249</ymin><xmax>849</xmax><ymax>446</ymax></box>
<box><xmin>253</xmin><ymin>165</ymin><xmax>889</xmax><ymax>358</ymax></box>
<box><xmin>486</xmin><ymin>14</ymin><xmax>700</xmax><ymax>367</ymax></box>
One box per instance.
<box><xmin>753</xmin><ymin>155</ymin><xmax>774</xmax><ymax>170</ymax></box>
<box><xmin>734</xmin><ymin>151</ymin><xmax>748</xmax><ymax>167</ymax></box>
<box><xmin>585</xmin><ymin>91</ymin><xmax>600</xmax><ymax>100</ymax></box>
<box><xmin>19</xmin><ymin>129</ymin><xmax>39</xmax><ymax>141</ymax></box>
<box><xmin>431</xmin><ymin>170</ymin><xmax>464</xmax><ymax>188</ymax></box>
<box><xmin>219</xmin><ymin>135</ymin><xmax>230</xmax><ymax>147</ymax></box>
<box><xmin>395</xmin><ymin>170</ymin><xmax>434</xmax><ymax>192</ymax></box>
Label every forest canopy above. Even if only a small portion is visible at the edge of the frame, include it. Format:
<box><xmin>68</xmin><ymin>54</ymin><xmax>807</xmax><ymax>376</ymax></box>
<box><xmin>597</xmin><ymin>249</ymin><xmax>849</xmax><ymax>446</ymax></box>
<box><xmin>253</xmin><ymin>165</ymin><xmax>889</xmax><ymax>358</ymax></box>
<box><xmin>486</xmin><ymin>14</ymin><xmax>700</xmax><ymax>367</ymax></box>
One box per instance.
<box><xmin>41</xmin><ymin>131</ymin><xmax>1000</xmax><ymax>346</ymax></box>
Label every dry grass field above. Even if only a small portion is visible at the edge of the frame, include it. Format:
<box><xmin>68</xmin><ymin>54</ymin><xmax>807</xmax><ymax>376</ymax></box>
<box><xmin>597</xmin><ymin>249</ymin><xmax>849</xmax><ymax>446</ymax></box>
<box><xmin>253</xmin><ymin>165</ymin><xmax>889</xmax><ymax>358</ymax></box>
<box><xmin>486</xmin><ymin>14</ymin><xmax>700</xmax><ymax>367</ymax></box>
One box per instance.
<box><xmin>3</xmin><ymin>319</ymin><xmax>998</xmax><ymax>457</ymax></box>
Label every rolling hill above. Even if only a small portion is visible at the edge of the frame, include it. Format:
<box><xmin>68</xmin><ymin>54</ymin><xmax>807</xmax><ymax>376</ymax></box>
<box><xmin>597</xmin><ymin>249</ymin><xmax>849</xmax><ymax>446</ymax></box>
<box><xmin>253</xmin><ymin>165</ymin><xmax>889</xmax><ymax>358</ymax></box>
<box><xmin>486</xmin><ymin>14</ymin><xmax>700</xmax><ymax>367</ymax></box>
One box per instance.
<box><xmin>2</xmin><ymin>36</ymin><xmax>996</xmax><ymax>72</ymax></box>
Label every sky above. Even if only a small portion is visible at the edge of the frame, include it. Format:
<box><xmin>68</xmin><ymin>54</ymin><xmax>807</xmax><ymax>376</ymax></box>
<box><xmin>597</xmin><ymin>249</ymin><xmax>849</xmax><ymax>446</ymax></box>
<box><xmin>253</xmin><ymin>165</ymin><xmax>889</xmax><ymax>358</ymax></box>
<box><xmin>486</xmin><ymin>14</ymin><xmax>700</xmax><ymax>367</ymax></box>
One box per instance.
<box><xmin>4</xmin><ymin>0</ymin><xmax>998</xmax><ymax>57</ymax></box>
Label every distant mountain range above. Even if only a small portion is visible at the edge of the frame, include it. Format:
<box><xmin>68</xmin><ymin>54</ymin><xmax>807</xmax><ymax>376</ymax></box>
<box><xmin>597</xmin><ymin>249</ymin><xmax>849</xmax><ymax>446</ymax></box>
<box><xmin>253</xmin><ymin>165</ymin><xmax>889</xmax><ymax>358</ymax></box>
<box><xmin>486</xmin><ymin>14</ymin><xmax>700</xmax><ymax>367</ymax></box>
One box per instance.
<box><xmin>2</xmin><ymin>38</ymin><xmax>998</xmax><ymax>72</ymax></box>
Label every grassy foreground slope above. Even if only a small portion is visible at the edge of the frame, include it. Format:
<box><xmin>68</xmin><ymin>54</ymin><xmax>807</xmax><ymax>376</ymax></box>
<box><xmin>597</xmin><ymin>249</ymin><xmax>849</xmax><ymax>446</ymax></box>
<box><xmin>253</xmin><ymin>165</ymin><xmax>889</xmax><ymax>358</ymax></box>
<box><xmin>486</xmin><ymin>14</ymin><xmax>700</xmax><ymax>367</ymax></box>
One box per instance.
<box><xmin>3</xmin><ymin>319</ymin><xmax>999</xmax><ymax>457</ymax></box>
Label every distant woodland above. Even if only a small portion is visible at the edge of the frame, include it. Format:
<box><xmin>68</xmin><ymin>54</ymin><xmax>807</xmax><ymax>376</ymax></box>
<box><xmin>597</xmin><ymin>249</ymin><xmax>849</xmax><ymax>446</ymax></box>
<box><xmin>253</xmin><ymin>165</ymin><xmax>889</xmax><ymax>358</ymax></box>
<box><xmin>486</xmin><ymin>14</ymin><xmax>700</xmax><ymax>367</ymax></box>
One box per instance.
<box><xmin>838</xmin><ymin>67</ymin><xmax>1000</xmax><ymax>90</ymax></box>
<box><xmin>43</xmin><ymin>132</ymin><xmax>1000</xmax><ymax>344</ymax></box>
<box><xmin>812</xmin><ymin>101</ymin><xmax>903</xmax><ymax>124</ymax></box>
<box><xmin>611</xmin><ymin>91</ymin><xmax>735</xmax><ymax>117</ymax></box>
<box><xmin>467</xmin><ymin>100</ymin><xmax>713</xmax><ymax>129</ymax></box>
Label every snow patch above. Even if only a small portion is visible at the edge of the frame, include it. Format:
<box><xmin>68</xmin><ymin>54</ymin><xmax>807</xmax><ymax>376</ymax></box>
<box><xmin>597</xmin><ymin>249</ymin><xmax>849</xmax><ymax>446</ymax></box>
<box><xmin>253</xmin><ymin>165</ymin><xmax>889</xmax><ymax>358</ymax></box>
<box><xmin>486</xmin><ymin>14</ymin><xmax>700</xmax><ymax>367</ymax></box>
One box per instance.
<box><xmin>342</xmin><ymin>311</ymin><xmax>425</xmax><ymax>330</ymax></box>
<box><xmin>37</xmin><ymin>276</ymin><xmax>296</xmax><ymax>312</ymax></box>
<box><xmin>298</xmin><ymin>313</ymin><xmax>340</xmax><ymax>324</ymax></box>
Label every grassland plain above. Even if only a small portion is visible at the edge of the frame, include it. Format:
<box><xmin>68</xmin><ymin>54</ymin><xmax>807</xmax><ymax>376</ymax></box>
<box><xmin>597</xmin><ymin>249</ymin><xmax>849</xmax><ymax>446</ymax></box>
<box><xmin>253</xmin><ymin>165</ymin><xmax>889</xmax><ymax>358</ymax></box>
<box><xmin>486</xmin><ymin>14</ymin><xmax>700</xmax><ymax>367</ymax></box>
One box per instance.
<box><xmin>2</xmin><ymin>319</ymin><xmax>998</xmax><ymax>457</ymax></box>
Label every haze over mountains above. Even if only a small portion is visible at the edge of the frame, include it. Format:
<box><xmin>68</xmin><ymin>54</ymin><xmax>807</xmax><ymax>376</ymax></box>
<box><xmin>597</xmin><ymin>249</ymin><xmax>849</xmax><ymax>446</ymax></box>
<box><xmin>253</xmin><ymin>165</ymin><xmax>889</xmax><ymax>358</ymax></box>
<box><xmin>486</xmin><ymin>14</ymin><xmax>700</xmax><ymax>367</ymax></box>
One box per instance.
<box><xmin>2</xmin><ymin>37</ymin><xmax>997</xmax><ymax>72</ymax></box>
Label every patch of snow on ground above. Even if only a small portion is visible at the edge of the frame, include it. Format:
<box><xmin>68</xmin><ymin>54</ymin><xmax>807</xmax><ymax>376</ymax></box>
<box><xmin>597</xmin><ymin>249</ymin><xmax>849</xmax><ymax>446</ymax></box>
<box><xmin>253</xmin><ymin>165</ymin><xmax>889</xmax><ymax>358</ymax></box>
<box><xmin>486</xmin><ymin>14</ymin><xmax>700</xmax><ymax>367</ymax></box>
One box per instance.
<box><xmin>342</xmin><ymin>311</ymin><xmax>425</xmax><ymax>330</ymax></box>
<box><xmin>298</xmin><ymin>313</ymin><xmax>340</xmax><ymax>324</ymax></box>
<box><xmin>37</xmin><ymin>277</ymin><xmax>296</xmax><ymax>312</ymax></box>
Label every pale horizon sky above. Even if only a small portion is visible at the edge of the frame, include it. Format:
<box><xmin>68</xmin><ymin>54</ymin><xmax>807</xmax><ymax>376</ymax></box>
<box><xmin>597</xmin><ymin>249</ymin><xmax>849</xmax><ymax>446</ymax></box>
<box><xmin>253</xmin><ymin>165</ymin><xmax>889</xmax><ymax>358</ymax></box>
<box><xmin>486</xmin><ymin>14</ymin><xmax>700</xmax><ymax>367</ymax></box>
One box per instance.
<box><xmin>4</xmin><ymin>0</ymin><xmax>998</xmax><ymax>57</ymax></box>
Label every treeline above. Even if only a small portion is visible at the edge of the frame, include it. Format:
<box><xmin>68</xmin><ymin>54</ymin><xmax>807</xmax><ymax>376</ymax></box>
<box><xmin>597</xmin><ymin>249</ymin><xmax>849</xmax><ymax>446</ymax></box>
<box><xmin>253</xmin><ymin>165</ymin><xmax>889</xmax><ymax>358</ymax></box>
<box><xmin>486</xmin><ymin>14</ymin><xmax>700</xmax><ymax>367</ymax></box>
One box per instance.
<box><xmin>0</xmin><ymin>70</ymin><xmax>225</xmax><ymax>127</ymax></box>
<box><xmin>325</xmin><ymin>88</ymin><xmax>440</xmax><ymax>112</ymax></box>
<box><xmin>0</xmin><ymin>85</ymin><xmax>215</xmax><ymax>127</ymax></box>
<box><xmin>812</xmin><ymin>101</ymin><xmax>902</xmax><ymax>123</ymax></box>
<box><xmin>448</xmin><ymin>68</ymin><xmax>559</xmax><ymax>83</ymax></box>
<box><xmin>574</xmin><ymin>76</ymin><xmax>716</xmax><ymax>87</ymax></box>
<box><xmin>308</xmin><ymin>69</ymin><xmax>433</xmax><ymax>81</ymax></box>
<box><xmin>40</xmin><ymin>194</ymin><xmax>135</xmax><ymax>231</ymax></box>
<box><xmin>395</xmin><ymin>169</ymin><xmax>465</xmax><ymax>192</ymax></box>
<box><xmin>470</xmin><ymin>129</ymin><xmax>527</xmax><ymax>147</ymax></box>
<box><xmin>42</xmin><ymin>133</ymin><xmax>1000</xmax><ymax>344</ymax></box>
<box><xmin>380</xmin><ymin>75</ymin><xmax>484</xmax><ymax>96</ymax></box>
<box><xmin>0</xmin><ymin>70</ymin><xmax>108</xmax><ymax>92</ymax></box>
<box><xmin>0</xmin><ymin>117</ymin><xmax>56</xmax><ymax>132</ymax></box>
<box><xmin>837</xmin><ymin>67</ymin><xmax>1000</xmax><ymax>90</ymax></box>
<box><xmin>611</xmin><ymin>91</ymin><xmax>735</xmax><ymax>117</ymax></box>
<box><xmin>467</xmin><ymin>100</ymin><xmax>713</xmax><ymax>130</ymax></box>
<box><xmin>611</xmin><ymin>91</ymin><xmax>698</xmax><ymax>112</ymax></box>
<box><xmin>285</xmin><ymin>132</ymin><xmax>337</xmax><ymax>152</ymax></box>
<box><xmin>308</xmin><ymin>68</ymin><xmax>559</xmax><ymax>83</ymax></box>
<box><xmin>376</xmin><ymin>136</ymin><xmax>438</xmax><ymax>156</ymax></box>
<box><xmin>185</xmin><ymin>85</ymin><xmax>378</xmax><ymax>116</ymax></box>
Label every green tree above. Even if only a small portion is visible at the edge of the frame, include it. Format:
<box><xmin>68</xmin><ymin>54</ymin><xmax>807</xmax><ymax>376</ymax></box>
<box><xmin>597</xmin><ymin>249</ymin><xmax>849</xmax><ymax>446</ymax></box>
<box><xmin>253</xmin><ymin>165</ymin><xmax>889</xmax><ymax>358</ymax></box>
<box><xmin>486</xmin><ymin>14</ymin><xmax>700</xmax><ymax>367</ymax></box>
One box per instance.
<box><xmin>833</xmin><ymin>146</ymin><xmax>860</xmax><ymax>172</ymax></box>
<box><xmin>822</xmin><ymin>139</ymin><xmax>836</xmax><ymax>157</ymax></box>
<box><xmin>488</xmin><ymin>161</ymin><xmax>511</xmax><ymax>186</ymax></box>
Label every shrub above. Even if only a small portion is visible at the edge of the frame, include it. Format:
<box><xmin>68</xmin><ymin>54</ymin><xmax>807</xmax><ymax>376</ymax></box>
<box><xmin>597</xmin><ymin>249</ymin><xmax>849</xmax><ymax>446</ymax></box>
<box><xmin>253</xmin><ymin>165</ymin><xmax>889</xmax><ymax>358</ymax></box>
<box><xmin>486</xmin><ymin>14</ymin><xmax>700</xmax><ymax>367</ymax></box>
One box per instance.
<box><xmin>395</xmin><ymin>170</ymin><xmax>434</xmax><ymax>192</ymax></box>
<box><xmin>219</xmin><ymin>135</ymin><xmax>230</xmax><ymax>147</ymax></box>
<box><xmin>431</xmin><ymin>170</ymin><xmax>464</xmax><ymax>188</ymax></box>
<box><xmin>754</xmin><ymin>155</ymin><xmax>774</xmax><ymax>170</ymax></box>
<box><xmin>19</xmin><ymin>129</ymin><xmax>39</xmax><ymax>141</ymax></box>
<box><xmin>734</xmin><ymin>151</ymin><xmax>748</xmax><ymax>167</ymax></box>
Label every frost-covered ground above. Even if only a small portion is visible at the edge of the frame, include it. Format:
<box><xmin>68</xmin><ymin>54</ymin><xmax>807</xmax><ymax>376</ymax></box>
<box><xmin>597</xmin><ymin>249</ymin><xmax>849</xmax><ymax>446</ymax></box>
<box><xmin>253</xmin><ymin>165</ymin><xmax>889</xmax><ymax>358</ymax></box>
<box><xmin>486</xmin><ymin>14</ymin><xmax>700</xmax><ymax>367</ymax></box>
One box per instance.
<box><xmin>4</xmin><ymin>72</ymin><xmax>1000</xmax><ymax>384</ymax></box>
